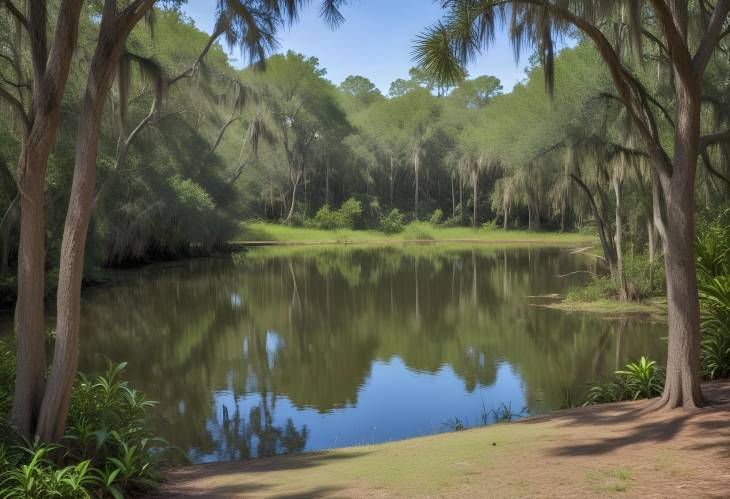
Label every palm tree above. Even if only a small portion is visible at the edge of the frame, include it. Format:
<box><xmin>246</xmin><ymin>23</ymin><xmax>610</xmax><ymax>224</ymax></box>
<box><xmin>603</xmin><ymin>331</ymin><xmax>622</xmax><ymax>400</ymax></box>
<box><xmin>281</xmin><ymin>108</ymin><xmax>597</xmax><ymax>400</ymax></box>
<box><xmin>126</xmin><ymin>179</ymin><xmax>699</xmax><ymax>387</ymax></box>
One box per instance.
<box><xmin>415</xmin><ymin>0</ymin><xmax>730</xmax><ymax>409</ymax></box>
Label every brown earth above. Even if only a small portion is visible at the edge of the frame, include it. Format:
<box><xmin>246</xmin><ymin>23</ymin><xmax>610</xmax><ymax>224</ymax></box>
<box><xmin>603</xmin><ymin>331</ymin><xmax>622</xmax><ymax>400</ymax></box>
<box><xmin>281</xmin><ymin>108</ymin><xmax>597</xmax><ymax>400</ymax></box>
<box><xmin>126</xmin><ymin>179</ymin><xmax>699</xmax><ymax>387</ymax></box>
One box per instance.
<box><xmin>156</xmin><ymin>381</ymin><xmax>730</xmax><ymax>498</ymax></box>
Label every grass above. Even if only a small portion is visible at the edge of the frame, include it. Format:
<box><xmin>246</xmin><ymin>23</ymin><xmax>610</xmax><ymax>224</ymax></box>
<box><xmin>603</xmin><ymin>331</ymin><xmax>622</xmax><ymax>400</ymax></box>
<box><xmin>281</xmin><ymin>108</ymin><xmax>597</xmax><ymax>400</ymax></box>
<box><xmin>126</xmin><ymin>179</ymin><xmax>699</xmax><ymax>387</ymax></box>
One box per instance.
<box><xmin>237</xmin><ymin>222</ymin><xmax>595</xmax><ymax>245</ymax></box>
<box><xmin>162</xmin><ymin>382</ymin><xmax>730</xmax><ymax>498</ymax></box>
<box><xmin>585</xmin><ymin>468</ymin><xmax>634</xmax><ymax>493</ymax></box>
<box><xmin>540</xmin><ymin>297</ymin><xmax>668</xmax><ymax>319</ymax></box>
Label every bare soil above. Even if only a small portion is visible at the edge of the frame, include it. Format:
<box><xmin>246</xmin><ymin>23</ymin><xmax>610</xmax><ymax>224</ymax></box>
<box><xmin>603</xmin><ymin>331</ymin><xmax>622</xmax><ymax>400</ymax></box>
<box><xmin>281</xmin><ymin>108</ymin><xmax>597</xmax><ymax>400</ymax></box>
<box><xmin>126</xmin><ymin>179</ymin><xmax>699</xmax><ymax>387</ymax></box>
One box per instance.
<box><xmin>156</xmin><ymin>381</ymin><xmax>730</xmax><ymax>498</ymax></box>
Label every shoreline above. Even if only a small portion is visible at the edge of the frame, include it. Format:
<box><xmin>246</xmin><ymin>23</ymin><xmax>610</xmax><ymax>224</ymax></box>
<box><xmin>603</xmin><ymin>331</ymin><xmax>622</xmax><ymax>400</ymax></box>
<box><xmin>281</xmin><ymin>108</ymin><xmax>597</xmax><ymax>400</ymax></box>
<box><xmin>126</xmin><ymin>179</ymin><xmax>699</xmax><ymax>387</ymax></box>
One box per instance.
<box><xmin>158</xmin><ymin>380</ymin><xmax>730</xmax><ymax>498</ymax></box>
<box><xmin>531</xmin><ymin>297</ymin><xmax>668</xmax><ymax>321</ymax></box>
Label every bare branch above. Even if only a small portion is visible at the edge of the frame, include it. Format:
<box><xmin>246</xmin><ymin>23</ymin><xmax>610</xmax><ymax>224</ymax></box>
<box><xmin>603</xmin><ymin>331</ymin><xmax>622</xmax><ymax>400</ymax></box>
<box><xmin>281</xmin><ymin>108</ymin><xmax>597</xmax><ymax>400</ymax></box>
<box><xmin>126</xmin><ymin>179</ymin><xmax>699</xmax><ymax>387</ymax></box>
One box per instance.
<box><xmin>692</xmin><ymin>0</ymin><xmax>730</xmax><ymax>76</ymax></box>
<box><xmin>2</xmin><ymin>0</ymin><xmax>29</xmax><ymax>31</ymax></box>
<box><xmin>0</xmin><ymin>84</ymin><xmax>29</xmax><ymax>130</ymax></box>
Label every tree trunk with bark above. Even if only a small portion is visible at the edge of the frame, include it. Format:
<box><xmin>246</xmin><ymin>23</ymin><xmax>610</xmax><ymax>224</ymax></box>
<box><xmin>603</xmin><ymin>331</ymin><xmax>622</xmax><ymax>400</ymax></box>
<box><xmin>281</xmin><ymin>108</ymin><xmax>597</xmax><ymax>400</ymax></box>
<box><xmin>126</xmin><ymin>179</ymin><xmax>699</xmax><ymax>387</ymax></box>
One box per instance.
<box><xmin>653</xmin><ymin>77</ymin><xmax>704</xmax><ymax>409</ymax></box>
<box><xmin>612</xmin><ymin>170</ymin><xmax>629</xmax><ymax>302</ymax></box>
<box><xmin>9</xmin><ymin>0</ymin><xmax>84</xmax><ymax>437</ymax></box>
<box><xmin>472</xmin><ymin>168</ymin><xmax>478</xmax><ymax>228</ymax></box>
<box><xmin>36</xmin><ymin>1</ymin><xmax>153</xmax><ymax>443</ymax></box>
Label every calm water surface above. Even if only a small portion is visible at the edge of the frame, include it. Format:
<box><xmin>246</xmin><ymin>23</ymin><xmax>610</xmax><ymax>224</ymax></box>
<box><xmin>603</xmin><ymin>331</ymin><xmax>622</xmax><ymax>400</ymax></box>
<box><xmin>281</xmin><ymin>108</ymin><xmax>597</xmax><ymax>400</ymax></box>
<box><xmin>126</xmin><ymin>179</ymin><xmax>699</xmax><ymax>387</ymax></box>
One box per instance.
<box><xmin>3</xmin><ymin>246</ymin><xmax>666</xmax><ymax>463</ymax></box>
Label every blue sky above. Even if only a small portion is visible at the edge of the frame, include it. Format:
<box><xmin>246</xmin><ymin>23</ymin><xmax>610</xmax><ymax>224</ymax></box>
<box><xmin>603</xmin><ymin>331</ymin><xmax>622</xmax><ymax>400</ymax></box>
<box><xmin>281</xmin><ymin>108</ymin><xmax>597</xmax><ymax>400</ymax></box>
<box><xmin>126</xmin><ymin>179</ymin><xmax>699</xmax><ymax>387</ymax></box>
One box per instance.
<box><xmin>181</xmin><ymin>0</ymin><xmax>535</xmax><ymax>94</ymax></box>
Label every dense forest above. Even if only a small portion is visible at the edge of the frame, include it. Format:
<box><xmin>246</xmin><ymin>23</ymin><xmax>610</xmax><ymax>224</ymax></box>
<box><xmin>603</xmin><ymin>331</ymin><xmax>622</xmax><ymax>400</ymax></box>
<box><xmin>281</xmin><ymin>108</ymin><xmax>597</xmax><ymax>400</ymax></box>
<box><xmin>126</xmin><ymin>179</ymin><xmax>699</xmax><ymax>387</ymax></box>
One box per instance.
<box><xmin>3</xmin><ymin>7</ymin><xmax>727</xmax><ymax>285</ymax></box>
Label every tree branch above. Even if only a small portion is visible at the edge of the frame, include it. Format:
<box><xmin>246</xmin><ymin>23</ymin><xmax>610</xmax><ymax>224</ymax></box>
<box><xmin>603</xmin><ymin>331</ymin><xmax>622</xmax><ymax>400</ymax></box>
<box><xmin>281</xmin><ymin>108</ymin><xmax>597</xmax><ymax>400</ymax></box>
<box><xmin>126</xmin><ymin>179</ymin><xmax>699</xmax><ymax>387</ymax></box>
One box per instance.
<box><xmin>692</xmin><ymin>0</ymin><xmax>730</xmax><ymax>76</ymax></box>
<box><xmin>2</xmin><ymin>0</ymin><xmax>28</xmax><ymax>31</ymax></box>
<box><xmin>699</xmin><ymin>128</ymin><xmax>730</xmax><ymax>150</ymax></box>
<box><xmin>0</xmin><ymin>84</ymin><xmax>29</xmax><ymax>130</ymax></box>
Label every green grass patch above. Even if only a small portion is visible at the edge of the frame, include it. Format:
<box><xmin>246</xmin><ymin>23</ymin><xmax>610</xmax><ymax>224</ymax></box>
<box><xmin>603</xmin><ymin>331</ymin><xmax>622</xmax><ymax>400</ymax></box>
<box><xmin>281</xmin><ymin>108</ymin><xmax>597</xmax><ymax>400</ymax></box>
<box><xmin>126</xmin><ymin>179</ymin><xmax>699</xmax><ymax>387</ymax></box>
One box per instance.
<box><xmin>237</xmin><ymin>222</ymin><xmax>595</xmax><ymax>245</ymax></box>
<box><xmin>586</xmin><ymin>468</ymin><xmax>634</xmax><ymax>493</ymax></box>
<box><xmin>542</xmin><ymin>297</ymin><xmax>667</xmax><ymax>319</ymax></box>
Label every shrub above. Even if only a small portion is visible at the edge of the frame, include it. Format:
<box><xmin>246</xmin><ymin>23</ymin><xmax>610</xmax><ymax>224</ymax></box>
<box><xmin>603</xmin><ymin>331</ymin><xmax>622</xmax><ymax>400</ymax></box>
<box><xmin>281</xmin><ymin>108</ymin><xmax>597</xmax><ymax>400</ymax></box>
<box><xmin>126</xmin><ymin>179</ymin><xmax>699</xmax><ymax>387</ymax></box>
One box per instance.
<box><xmin>0</xmin><ymin>360</ymin><xmax>171</xmax><ymax>499</ymax></box>
<box><xmin>336</xmin><ymin>198</ymin><xmax>363</xmax><ymax>229</ymax></box>
<box><xmin>566</xmin><ymin>275</ymin><xmax>615</xmax><ymax>302</ymax></box>
<box><xmin>442</xmin><ymin>215</ymin><xmax>461</xmax><ymax>227</ymax></box>
<box><xmin>312</xmin><ymin>205</ymin><xmax>337</xmax><ymax>230</ymax></box>
<box><xmin>696</xmin><ymin>211</ymin><xmax>730</xmax><ymax>380</ymax></box>
<box><xmin>481</xmin><ymin>219</ymin><xmax>498</xmax><ymax>230</ymax></box>
<box><xmin>311</xmin><ymin>198</ymin><xmax>363</xmax><ymax>230</ymax></box>
<box><xmin>584</xmin><ymin>356</ymin><xmax>664</xmax><ymax>405</ymax></box>
<box><xmin>379</xmin><ymin>209</ymin><xmax>406</xmax><ymax>234</ymax></box>
<box><xmin>429</xmin><ymin>209</ymin><xmax>443</xmax><ymax>225</ymax></box>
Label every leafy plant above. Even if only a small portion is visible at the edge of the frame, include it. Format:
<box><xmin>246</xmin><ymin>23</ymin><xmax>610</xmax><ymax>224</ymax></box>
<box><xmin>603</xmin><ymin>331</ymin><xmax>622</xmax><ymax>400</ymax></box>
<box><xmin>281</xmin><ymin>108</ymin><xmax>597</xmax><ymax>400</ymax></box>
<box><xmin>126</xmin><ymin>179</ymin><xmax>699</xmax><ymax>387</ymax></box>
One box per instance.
<box><xmin>379</xmin><ymin>209</ymin><xmax>406</xmax><ymax>234</ymax></box>
<box><xmin>615</xmin><ymin>356</ymin><xmax>664</xmax><ymax>399</ymax></box>
<box><xmin>584</xmin><ymin>356</ymin><xmax>664</xmax><ymax>405</ymax></box>
<box><xmin>1</xmin><ymin>361</ymin><xmax>172</xmax><ymax>499</ymax></box>
<box><xmin>429</xmin><ymin>208</ymin><xmax>443</xmax><ymax>225</ymax></box>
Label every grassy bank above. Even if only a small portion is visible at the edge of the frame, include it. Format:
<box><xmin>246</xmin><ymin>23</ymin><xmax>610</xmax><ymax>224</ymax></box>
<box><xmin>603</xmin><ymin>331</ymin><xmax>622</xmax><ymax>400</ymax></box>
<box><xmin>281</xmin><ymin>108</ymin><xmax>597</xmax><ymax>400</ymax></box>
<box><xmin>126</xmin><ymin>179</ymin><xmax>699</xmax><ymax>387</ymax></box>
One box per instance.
<box><xmin>160</xmin><ymin>381</ymin><xmax>730</xmax><ymax>498</ymax></box>
<box><xmin>537</xmin><ymin>297</ymin><xmax>668</xmax><ymax>320</ymax></box>
<box><xmin>237</xmin><ymin>222</ymin><xmax>596</xmax><ymax>245</ymax></box>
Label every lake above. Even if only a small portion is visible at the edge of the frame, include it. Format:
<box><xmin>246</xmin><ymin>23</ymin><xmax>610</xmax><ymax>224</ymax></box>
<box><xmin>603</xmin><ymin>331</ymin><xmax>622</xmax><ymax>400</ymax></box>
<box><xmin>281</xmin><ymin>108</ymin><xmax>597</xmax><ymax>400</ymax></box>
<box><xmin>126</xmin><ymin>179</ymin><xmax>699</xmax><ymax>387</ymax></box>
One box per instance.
<box><xmin>1</xmin><ymin>245</ymin><xmax>666</xmax><ymax>463</ymax></box>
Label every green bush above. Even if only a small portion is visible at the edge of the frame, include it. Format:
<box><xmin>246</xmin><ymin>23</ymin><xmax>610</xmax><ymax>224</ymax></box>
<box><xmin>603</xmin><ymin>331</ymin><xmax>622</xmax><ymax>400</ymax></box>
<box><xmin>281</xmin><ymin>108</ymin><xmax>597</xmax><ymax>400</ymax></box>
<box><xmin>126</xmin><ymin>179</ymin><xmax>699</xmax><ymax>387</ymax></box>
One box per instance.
<box><xmin>0</xmin><ymin>356</ymin><xmax>171</xmax><ymax>499</ymax></box>
<box><xmin>312</xmin><ymin>205</ymin><xmax>337</xmax><ymax>230</ymax></box>
<box><xmin>442</xmin><ymin>215</ymin><xmax>461</xmax><ymax>227</ymax></box>
<box><xmin>584</xmin><ymin>356</ymin><xmax>664</xmax><ymax>405</ymax></box>
<box><xmin>429</xmin><ymin>209</ymin><xmax>443</xmax><ymax>225</ymax></box>
<box><xmin>336</xmin><ymin>198</ymin><xmax>363</xmax><ymax>229</ymax></box>
<box><xmin>566</xmin><ymin>275</ymin><xmax>615</xmax><ymax>302</ymax></box>
<box><xmin>379</xmin><ymin>209</ymin><xmax>406</xmax><ymax>234</ymax></box>
<box><xmin>311</xmin><ymin>198</ymin><xmax>363</xmax><ymax>230</ymax></box>
<box><xmin>696</xmin><ymin>211</ymin><xmax>730</xmax><ymax>380</ymax></box>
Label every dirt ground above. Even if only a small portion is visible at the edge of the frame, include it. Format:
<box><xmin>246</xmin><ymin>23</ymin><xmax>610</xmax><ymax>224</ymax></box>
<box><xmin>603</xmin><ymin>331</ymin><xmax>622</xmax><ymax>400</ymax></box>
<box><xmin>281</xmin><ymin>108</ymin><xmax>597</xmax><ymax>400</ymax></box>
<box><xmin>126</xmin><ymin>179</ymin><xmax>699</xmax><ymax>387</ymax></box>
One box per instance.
<box><xmin>156</xmin><ymin>381</ymin><xmax>730</xmax><ymax>498</ymax></box>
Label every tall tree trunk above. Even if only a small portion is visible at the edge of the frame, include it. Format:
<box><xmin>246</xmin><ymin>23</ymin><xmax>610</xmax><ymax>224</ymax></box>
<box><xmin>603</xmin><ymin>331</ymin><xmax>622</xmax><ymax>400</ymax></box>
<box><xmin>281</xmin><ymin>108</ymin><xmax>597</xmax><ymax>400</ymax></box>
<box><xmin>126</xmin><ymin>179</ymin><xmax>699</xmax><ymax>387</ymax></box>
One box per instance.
<box><xmin>9</xmin><ymin>0</ymin><xmax>84</xmax><ymax>438</ymax></box>
<box><xmin>285</xmin><ymin>169</ymin><xmax>302</xmax><ymax>223</ymax></box>
<box><xmin>414</xmin><ymin>161</ymin><xmax>420</xmax><ymax>220</ymax></box>
<box><xmin>459</xmin><ymin>172</ymin><xmax>464</xmax><ymax>225</ymax></box>
<box><xmin>36</xmin><ymin>3</ymin><xmax>149</xmax><ymax>443</ymax></box>
<box><xmin>612</xmin><ymin>171</ymin><xmax>629</xmax><ymax>301</ymax></box>
<box><xmin>472</xmin><ymin>169</ymin><xmax>478</xmax><ymax>228</ymax></box>
<box><xmin>647</xmin><ymin>218</ymin><xmax>659</xmax><ymax>263</ymax></box>
<box><xmin>653</xmin><ymin>79</ymin><xmax>704</xmax><ymax>409</ymax></box>
<box><xmin>560</xmin><ymin>184</ymin><xmax>569</xmax><ymax>232</ymax></box>
<box><xmin>390</xmin><ymin>156</ymin><xmax>394</xmax><ymax>207</ymax></box>
<box><xmin>451</xmin><ymin>173</ymin><xmax>455</xmax><ymax>218</ymax></box>
<box><xmin>11</xmin><ymin>146</ymin><xmax>48</xmax><ymax>437</ymax></box>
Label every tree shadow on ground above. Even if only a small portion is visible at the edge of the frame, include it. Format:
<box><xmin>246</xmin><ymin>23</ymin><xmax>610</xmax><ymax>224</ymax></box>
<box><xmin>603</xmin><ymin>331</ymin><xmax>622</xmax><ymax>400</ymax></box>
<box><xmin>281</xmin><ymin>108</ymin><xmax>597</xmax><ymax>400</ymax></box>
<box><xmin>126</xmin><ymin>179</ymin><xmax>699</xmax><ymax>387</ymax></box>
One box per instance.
<box><xmin>520</xmin><ymin>381</ymin><xmax>730</xmax><ymax>458</ymax></box>
<box><xmin>156</xmin><ymin>450</ymin><xmax>371</xmax><ymax>498</ymax></box>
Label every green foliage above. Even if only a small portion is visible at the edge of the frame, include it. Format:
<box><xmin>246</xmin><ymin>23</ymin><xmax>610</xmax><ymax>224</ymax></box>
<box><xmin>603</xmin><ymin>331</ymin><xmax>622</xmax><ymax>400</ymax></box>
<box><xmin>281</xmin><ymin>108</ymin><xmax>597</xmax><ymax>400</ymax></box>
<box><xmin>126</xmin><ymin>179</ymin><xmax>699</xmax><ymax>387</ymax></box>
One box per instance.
<box><xmin>584</xmin><ymin>356</ymin><xmax>664</xmax><ymax>405</ymax></box>
<box><xmin>566</xmin><ymin>275</ymin><xmax>615</xmax><ymax>302</ymax></box>
<box><xmin>0</xmin><ymin>361</ymin><xmax>171</xmax><ymax>498</ymax></box>
<box><xmin>379</xmin><ymin>209</ymin><xmax>406</xmax><ymax>234</ymax></box>
<box><xmin>0</xmin><ymin>339</ymin><xmax>13</xmax><ymax>419</ymax></box>
<box><xmin>310</xmin><ymin>198</ymin><xmax>363</xmax><ymax>230</ymax></box>
<box><xmin>696</xmin><ymin>212</ymin><xmax>730</xmax><ymax>380</ymax></box>
<box><xmin>337</xmin><ymin>198</ymin><xmax>364</xmax><ymax>229</ymax></box>
<box><xmin>429</xmin><ymin>209</ymin><xmax>444</xmax><ymax>225</ymax></box>
<box><xmin>311</xmin><ymin>205</ymin><xmax>338</xmax><ymax>230</ymax></box>
<box><xmin>0</xmin><ymin>446</ymin><xmax>95</xmax><ymax>499</ymax></box>
<box><xmin>567</xmin><ymin>254</ymin><xmax>665</xmax><ymax>302</ymax></box>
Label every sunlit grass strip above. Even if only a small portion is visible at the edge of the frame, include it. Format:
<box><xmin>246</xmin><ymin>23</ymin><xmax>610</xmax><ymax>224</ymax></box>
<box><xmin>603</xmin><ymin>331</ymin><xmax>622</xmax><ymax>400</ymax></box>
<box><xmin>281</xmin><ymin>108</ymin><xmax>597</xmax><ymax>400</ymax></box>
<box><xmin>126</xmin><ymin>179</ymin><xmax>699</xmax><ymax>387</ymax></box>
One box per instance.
<box><xmin>236</xmin><ymin>222</ymin><xmax>596</xmax><ymax>245</ymax></box>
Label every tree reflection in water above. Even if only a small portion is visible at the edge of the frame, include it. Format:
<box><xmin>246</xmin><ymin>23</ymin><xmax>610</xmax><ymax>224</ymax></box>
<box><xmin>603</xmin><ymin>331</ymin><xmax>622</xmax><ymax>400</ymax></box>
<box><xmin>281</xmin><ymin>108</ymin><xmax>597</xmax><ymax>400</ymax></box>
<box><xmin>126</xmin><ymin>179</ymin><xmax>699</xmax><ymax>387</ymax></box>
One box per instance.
<box><xmin>33</xmin><ymin>246</ymin><xmax>667</xmax><ymax>463</ymax></box>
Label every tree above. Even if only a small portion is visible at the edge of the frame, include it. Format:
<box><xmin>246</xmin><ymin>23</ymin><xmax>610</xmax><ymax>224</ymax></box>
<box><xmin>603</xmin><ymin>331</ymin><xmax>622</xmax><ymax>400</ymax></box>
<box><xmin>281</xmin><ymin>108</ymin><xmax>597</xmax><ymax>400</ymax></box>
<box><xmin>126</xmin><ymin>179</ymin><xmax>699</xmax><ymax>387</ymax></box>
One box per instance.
<box><xmin>5</xmin><ymin>0</ymin><xmax>348</xmax><ymax>444</ymax></box>
<box><xmin>339</xmin><ymin>75</ymin><xmax>383</xmax><ymax>106</ymax></box>
<box><xmin>449</xmin><ymin>75</ymin><xmax>503</xmax><ymax>109</ymax></box>
<box><xmin>1</xmin><ymin>0</ymin><xmax>85</xmax><ymax>439</ymax></box>
<box><xmin>416</xmin><ymin>0</ymin><xmax>730</xmax><ymax>408</ymax></box>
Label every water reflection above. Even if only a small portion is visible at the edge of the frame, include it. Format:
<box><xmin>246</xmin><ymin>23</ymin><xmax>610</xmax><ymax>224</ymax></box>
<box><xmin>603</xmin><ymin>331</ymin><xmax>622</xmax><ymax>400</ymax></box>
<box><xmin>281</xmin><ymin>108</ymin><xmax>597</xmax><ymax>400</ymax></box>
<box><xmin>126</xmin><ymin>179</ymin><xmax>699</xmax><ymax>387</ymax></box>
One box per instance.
<box><xmin>9</xmin><ymin>246</ymin><xmax>666</xmax><ymax>463</ymax></box>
